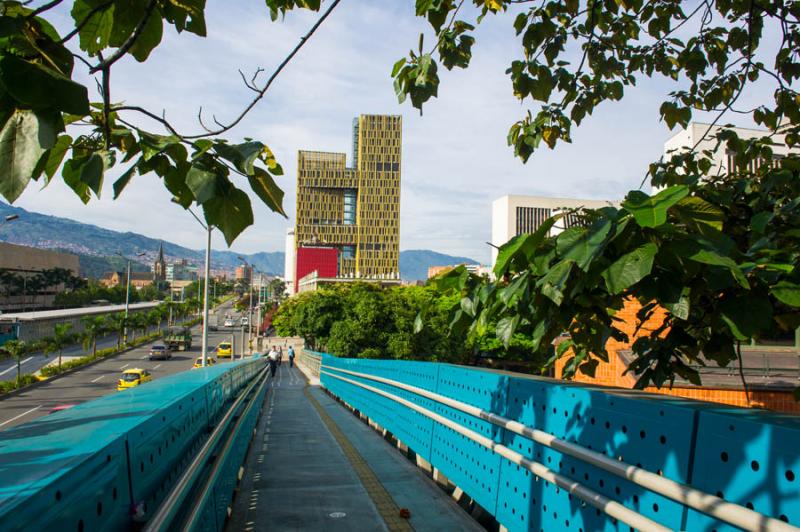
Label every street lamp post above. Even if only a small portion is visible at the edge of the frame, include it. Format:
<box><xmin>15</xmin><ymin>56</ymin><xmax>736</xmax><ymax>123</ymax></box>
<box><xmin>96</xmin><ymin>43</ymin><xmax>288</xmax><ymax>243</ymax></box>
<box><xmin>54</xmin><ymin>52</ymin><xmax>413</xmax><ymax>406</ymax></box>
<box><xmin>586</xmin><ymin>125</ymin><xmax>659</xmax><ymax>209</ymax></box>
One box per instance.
<box><xmin>116</xmin><ymin>251</ymin><xmax>146</xmax><ymax>343</ymax></box>
<box><xmin>187</xmin><ymin>209</ymin><xmax>213</xmax><ymax>368</ymax></box>
<box><xmin>237</xmin><ymin>256</ymin><xmax>253</xmax><ymax>358</ymax></box>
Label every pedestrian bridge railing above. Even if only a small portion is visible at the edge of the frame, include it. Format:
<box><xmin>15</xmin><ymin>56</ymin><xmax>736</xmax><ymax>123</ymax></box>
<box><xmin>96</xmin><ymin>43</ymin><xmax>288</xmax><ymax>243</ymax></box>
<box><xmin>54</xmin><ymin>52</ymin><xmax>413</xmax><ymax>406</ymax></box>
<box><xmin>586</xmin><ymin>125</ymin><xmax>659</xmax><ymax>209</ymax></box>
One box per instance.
<box><xmin>316</xmin><ymin>353</ymin><xmax>800</xmax><ymax>532</ymax></box>
<box><xmin>297</xmin><ymin>349</ymin><xmax>322</xmax><ymax>378</ymax></box>
<box><xmin>0</xmin><ymin>357</ymin><xmax>269</xmax><ymax>532</ymax></box>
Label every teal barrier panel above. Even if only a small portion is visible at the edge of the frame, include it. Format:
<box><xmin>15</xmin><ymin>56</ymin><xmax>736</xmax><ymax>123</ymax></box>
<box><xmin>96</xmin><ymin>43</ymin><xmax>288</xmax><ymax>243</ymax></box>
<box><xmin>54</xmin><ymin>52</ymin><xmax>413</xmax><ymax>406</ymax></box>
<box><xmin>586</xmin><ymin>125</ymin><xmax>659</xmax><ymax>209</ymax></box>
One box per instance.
<box><xmin>0</xmin><ymin>357</ymin><xmax>267</xmax><ymax>531</ymax></box>
<box><xmin>319</xmin><ymin>355</ymin><xmax>800</xmax><ymax>532</ymax></box>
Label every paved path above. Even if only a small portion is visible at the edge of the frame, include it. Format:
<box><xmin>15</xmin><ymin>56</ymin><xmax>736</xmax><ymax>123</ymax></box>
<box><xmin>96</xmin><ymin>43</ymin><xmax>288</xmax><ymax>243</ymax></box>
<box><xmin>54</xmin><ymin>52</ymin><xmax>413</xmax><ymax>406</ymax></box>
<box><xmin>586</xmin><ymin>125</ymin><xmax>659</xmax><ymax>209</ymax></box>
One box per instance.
<box><xmin>227</xmin><ymin>364</ymin><xmax>482</xmax><ymax>532</ymax></box>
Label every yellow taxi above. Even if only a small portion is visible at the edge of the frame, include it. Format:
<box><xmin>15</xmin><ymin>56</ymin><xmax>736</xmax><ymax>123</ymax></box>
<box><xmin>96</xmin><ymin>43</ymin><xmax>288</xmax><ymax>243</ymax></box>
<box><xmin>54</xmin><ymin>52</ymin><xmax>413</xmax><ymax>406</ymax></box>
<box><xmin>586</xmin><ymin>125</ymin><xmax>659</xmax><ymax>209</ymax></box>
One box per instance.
<box><xmin>216</xmin><ymin>341</ymin><xmax>233</xmax><ymax>358</ymax></box>
<box><xmin>193</xmin><ymin>356</ymin><xmax>216</xmax><ymax>369</ymax></box>
<box><xmin>117</xmin><ymin>368</ymin><xmax>152</xmax><ymax>391</ymax></box>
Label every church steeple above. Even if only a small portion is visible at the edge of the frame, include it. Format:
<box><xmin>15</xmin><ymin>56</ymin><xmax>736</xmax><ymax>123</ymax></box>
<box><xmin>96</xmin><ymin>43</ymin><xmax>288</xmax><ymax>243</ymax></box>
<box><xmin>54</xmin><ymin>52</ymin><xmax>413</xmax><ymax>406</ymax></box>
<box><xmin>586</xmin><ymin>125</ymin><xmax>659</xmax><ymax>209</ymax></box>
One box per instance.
<box><xmin>153</xmin><ymin>242</ymin><xmax>166</xmax><ymax>282</ymax></box>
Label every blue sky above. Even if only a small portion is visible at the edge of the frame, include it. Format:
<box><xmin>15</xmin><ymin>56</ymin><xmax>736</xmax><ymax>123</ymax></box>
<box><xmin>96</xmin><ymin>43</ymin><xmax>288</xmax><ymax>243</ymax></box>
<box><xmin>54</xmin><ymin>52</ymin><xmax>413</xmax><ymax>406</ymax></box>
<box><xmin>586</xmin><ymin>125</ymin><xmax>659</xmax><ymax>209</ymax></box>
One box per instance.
<box><xmin>14</xmin><ymin>1</ymin><xmax>771</xmax><ymax>264</ymax></box>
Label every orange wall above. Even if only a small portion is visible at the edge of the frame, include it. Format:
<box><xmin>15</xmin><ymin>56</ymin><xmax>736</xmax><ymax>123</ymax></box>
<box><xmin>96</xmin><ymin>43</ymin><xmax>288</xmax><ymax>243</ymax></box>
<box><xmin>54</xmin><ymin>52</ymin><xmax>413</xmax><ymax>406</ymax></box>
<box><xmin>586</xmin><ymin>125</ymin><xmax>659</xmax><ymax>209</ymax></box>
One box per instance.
<box><xmin>554</xmin><ymin>299</ymin><xmax>799</xmax><ymax>415</ymax></box>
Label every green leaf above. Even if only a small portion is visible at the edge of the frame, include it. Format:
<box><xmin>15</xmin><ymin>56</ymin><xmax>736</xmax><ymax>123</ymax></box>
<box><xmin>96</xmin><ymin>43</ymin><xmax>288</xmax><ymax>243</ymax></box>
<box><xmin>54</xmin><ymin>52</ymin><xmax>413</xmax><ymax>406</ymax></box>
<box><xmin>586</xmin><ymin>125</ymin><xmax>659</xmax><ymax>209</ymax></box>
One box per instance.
<box><xmin>391</xmin><ymin>57</ymin><xmax>407</xmax><ymax>77</ymax></box>
<box><xmin>248</xmin><ymin>167</ymin><xmax>286</xmax><ymax>216</ymax></box>
<box><xmin>719</xmin><ymin>294</ymin><xmax>773</xmax><ymax>341</ymax></box>
<box><xmin>215</xmin><ymin>141</ymin><xmax>264</xmax><ymax>175</ymax></box>
<box><xmin>413</xmin><ymin>312</ymin><xmax>423</xmax><ymax>334</ymax></box>
<box><xmin>622</xmin><ymin>185</ymin><xmax>689</xmax><ymax>228</ymax></box>
<box><xmin>139</xmin><ymin>131</ymin><xmax>180</xmax><ymax>161</ymax></box>
<box><xmin>202</xmin><ymin>185</ymin><xmax>254</xmax><ymax>245</ymax></box>
<box><xmin>669</xmin><ymin>237</ymin><xmax>749</xmax><ymax>289</ymax></box>
<box><xmin>0</xmin><ymin>55</ymin><xmax>89</xmax><ymax>115</ymax></box>
<box><xmin>186</xmin><ymin>164</ymin><xmax>218</xmax><ymax>203</ymax></box>
<box><xmin>72</xmin><ymin>0</ymin><xmax>114</xmax><ymax>55</ymax></box>
<box><xmin>556</xmin><ymin>218</ymin><xmax>612</xmax><ymax>271</ymax></box>
<box><xmin>112</xmin><ymin>164</ymin><xmax>137</xmax><ymax>199</ymax></box>
<box><xmin>496</xmin><ymin>315</ymin><xmax>520</xmax><ymax>347</ymax></box>
<box><xmin>128</xmin><ymin>8</ymin><xmax>164</xmax><ymax>62</ymax></box>
<box><xmin>537</xmin><ymin>259</ymin><xmax>573</xmax><ymax>306</ymax></box>
<box><xmin>772</xmin><ymin>281</ymin><xmax>800</xmax><ymax>307</ymax></box>
<box><xmin>675</xmin><ymin>196</ymin><xmax>724</xmax><ymax>230</ymax></box>
<box><xmin>43</xmin><ymin>135</ymin><xmax>72</xmax><ymax>183</ymax></box>
<box><xmin>601</xmin><ymin>242</ymin><xmax>658</xmax><ymax>294</ymax></box>
<box><xmin>665</xmin><ymin>288</ymin><xmax>691</xmax><ymax>320</ymax></box>
<box><xmin>0</xmin><ymin>110</ymin><xmax>55</xmax><ymax>202</ymax></box>
<box><xmin>62</xmin><ymin>151</ymin><xmax>107</xmax><ymax>200</ymax></box>
<box><xmin>493</xmin><ymin>215</ymin><xmax>559</xmax><ymax>276</ymax></box>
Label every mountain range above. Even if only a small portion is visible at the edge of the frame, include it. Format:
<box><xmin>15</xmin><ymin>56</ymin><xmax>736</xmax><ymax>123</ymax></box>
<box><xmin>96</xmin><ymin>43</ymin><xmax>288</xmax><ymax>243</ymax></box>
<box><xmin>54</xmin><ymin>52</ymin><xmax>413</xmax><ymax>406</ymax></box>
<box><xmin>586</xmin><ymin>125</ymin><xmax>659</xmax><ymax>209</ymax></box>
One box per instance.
<box><xmin>0</xmin><ymin>202</ymin><xmax>478</xmax><ymax>281</ymax></box>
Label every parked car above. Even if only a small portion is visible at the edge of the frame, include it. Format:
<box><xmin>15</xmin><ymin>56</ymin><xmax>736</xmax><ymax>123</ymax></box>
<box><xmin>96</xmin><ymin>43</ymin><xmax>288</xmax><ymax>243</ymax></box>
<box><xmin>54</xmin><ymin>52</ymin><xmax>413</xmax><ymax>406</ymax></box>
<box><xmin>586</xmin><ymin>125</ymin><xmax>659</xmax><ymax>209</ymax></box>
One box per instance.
<box><xmin>148</xmin><ymin>343</ymin><xmax>173</xmax><ymax>361</ymax></box>
<box><xmin>240</xmin><ymin>316</ymin><xmax>249</xmax><ymax>326</ymax></box>
<box><xmin>223</xmin><ymin>318</ymin><xmax>235</xmax><ymax>327</ymax></box>
<box><xmin>117</xmin><ymin>369</ymin><xmax>152</xmax><ymax>391</ymax></box>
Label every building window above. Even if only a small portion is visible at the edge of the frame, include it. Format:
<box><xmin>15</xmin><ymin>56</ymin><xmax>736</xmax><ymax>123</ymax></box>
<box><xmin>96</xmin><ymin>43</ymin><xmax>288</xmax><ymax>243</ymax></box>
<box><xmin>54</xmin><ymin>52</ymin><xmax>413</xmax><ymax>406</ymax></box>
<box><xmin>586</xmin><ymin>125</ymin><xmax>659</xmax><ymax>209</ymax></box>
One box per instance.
<box><xmin>515</xmin><ymin>207</ymin><xmax>551</xmax><ymax>235</ymax></box>
<box><xmin>341</xmin><ymin>245</ymin><xmax>355</xmax><ymax>259</ymax></box>
<box><xmin>343</xmin><ymin>189</ymin><xmax>356</xmax><ymax>225</ymax></box>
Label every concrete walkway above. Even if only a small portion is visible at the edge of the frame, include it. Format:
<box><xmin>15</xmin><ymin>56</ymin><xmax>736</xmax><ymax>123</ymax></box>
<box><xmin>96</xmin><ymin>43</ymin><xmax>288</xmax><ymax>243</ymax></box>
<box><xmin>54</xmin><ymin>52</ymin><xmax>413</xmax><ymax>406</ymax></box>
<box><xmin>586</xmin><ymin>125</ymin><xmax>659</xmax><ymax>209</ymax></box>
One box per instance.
<box><xmin>227</xmin><ymin>363</ymin><xmax>482</xmax><ymax>532</ymax></box>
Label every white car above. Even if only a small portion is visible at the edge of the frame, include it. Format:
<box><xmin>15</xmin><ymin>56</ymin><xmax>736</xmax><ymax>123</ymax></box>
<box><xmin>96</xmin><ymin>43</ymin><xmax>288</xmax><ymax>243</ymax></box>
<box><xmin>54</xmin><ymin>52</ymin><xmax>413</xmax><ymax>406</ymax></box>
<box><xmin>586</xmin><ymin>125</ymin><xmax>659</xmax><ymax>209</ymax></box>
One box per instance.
<box><xmin>223</xmin><ymin>318</ymin><xmax>235</xmax><ymax>327</ymax></box>
<box><xmin>241</xmin><ymin>317</ymin><xmax>249</xmax><ymax>326</ymax></box>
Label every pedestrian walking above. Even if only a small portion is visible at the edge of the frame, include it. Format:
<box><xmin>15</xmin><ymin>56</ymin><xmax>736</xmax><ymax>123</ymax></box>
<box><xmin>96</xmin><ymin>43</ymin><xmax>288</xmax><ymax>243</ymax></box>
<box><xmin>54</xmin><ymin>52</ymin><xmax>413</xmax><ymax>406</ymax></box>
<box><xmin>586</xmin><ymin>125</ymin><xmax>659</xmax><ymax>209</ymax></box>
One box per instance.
<box><xmin>267</xmin><ymin>347</ymin><xmax>278</xmax><ymax>377</ymax></box>
<box><xmin>288</xmin><ymin>345</ymin><xmax>295</xmax><ymax>368</ymax></box>
<box><xmin>277</xmin><ymin>346</ymin><xmax>283</xmax><ymax>366</ymax></box>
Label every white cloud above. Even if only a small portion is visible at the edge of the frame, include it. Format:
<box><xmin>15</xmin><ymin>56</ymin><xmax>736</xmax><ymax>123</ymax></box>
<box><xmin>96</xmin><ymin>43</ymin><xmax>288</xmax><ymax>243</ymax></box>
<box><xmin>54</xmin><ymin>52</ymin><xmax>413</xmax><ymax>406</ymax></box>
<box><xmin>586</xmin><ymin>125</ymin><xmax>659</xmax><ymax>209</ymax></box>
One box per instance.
<box><xmin>14</xmin><ymin>1</ymin><xmax>778</xmax><ymax>265</ymax></box>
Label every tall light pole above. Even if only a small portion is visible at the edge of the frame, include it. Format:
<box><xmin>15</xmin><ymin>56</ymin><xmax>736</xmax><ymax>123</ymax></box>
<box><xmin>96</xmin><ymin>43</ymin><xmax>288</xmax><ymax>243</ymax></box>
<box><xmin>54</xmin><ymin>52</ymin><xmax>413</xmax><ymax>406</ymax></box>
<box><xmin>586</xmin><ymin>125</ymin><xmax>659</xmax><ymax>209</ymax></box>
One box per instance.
<box><xmin>188</xmin><ymin>208</ymin><xmax>213</xmax><ymax>368</ymax></box>
<box><xmin>237</xmin><ymin>256</ymin><xmax>253</xmax><ymax>357</ymax></box>
<box><xmin>116</xmin><ymin>251</ymin><xmax>146</xmax><ymax>343</ymax></box>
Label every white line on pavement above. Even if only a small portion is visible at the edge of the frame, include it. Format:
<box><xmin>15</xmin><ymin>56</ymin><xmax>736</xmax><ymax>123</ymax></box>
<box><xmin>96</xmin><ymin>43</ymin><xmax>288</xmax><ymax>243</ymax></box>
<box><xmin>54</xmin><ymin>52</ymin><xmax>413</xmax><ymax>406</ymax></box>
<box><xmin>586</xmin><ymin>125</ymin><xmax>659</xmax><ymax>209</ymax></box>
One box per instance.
<box><xmin>141</xmin><ymin>355</ymin><xmax>148</xmax><ymax>359</ymax></box>
<box><xmin>120</xmin><ymin>363</ymin><xmax>129</xmax><ymax>369</ymax></box>
<box><xmin>91</xmin><ymin>375</ymin><xmax>105</xmax><ymax>383</ymax></box>
<box><xmin>0</xmin><ymin>357</ymin><xmax>37</xmax><ymax>377</ymax></box>
<box><xmin>153</xmin><ymin>364</ymin><xmax>162</xmax><ymax>370</ymax></box>
<box><xmin>0</xmin><ymin>405</ymin><xmax>42</xmax><ymax>428</ymax></box>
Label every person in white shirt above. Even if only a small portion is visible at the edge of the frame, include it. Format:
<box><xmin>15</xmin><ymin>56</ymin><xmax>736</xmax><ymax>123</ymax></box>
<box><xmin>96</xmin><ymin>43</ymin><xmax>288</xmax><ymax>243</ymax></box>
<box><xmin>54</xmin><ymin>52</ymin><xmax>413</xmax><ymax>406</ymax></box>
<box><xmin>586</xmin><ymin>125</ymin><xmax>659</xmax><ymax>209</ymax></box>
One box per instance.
<box><xmin>267</xmin><ymin>347</ymin><xmax>278</xmax><ymax>377</ymax></box>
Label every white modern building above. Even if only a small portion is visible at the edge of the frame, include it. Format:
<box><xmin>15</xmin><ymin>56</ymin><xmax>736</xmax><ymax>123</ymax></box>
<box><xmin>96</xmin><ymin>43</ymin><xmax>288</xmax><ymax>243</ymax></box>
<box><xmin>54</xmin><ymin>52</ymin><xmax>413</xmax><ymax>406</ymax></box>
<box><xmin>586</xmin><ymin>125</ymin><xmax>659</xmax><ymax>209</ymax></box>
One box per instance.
<box><xmin>491</xmin><ymin>195</ymin><xmax>618</xmax><ymax>268</ymax></box>
<box><xmin>662</xmin><ymin>122</ymin><xmax>795</xmax><ymax>189</ymax></box>
<box><xmin>284</xmin><ymin>228</ymin><xmax>295</xmax><ymax>295</ymax></box>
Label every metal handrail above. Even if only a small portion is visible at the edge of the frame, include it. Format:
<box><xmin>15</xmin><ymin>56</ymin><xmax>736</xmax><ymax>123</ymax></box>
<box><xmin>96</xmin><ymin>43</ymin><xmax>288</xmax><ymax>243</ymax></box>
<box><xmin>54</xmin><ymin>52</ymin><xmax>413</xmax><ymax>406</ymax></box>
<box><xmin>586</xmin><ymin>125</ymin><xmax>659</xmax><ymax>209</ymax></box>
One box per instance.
<box><xmin>144</xmin><ymin>364</ymin><xmax>269</xmax><ymax>532</ymax></box>
<box><xmin>321</xmin><ymin>369</ymin><xmax>670</xmax><ymax>532</ymax></box>
<box><xmin>321</xmin><ymin>365</ymin><xmax>798</xmax><ymax>532</ymax></box>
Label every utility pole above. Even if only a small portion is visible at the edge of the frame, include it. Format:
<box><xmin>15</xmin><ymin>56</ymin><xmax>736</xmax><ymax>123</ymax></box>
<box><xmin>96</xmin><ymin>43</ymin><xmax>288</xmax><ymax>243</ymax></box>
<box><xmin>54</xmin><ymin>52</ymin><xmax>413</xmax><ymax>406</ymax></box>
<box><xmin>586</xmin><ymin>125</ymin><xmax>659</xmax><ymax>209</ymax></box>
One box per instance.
<box><xmin>116</xmin><ymin>251</ymin><xmax>145</xmax><ymax>343</ymax></box>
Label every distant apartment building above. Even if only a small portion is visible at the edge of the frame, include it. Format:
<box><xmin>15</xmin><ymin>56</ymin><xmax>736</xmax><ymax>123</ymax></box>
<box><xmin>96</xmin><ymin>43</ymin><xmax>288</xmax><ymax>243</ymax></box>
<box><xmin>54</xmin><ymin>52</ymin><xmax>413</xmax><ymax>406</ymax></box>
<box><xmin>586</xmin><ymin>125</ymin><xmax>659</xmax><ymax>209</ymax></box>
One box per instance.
<box><xmin>167</xmin><ymin>259</ymin><xmax>198</xmax><ymax>283</ymax></box>
<box><xmin>490</xmin><ymin>195</ymin><xmax>618</xmax><ymax>268</ymax></box>
<box><xmin>662</xmin><ymin>122</ymin><xmax>796</xmax><ymax>187</ymax></box>
<box><xmin>235</xmin><ymin>264</ymin><xmax>253</xmax><ymax>285</ymax></box>
<box><xmin>0</xmin><ymin>242</ymin><xmax>80</xmax><ymax>312</ymax></box>
<box><xmin>293</xmin><ymin>114</ymin><xmax>402</xmax><ymax>292</ymax></box>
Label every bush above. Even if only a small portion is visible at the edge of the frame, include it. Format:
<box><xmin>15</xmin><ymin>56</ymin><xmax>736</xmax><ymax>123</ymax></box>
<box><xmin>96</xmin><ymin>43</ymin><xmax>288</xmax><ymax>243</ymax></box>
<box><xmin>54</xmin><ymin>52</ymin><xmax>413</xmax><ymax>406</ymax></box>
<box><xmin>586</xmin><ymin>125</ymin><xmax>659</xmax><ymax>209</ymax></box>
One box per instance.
<box><xmin>0</xmin><ymin>374</ymin><xmax>40</xmax><ymax>395</ymax></box>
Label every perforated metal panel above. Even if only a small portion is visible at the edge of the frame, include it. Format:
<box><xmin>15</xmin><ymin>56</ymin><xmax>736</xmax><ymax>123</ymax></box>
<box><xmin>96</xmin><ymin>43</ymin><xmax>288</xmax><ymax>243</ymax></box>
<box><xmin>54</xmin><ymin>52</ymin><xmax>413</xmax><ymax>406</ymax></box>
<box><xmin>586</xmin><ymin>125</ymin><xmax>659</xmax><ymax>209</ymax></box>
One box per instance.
<box><xmin>497</xmin><ymin>377</ymin><xmax>697</xmax><ymax>531</ymax></box>
<box><xmin>322</xmin><ymin>356</ymin><xmax>440</xmax><ymax>461</ymax></box>
<box><xmin>0</xmin><ymin>357</ymin><xmax>267</xmax><ymax>531</ymax></box>
<box><xmin>686</xmin><ymin>408</ymin><xmax>800</xmax><ymax>530</ymax></box>
<box><xmin>432</xmin><ymin>365</ymin><xmax>508</xmax><ymax>515</ymax></box>
<box><xmin>319</xmin><ymin>355</ymin><xmax>800</xmax><ymax>532</ymax></box>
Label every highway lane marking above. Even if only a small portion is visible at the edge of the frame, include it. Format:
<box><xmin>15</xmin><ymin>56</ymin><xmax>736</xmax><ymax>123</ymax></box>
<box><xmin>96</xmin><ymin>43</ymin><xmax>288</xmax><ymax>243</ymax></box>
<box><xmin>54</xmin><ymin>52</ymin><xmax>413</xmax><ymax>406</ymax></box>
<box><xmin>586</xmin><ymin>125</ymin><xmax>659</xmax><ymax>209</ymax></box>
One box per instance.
<box><xmin>0</xmin><ymin>405</ymin><xmax>42</xmax><ymax>428</ymax></box>
<box><xmin>141</xmin><ymin>354</ymin><xmax>148</xmax><ymax>359</ymax></box>
<box><xmin>120</xmin><ymin>363</ymin><xmax>129</xmax><ymax>369</ymax></box>
<box><xmin>153</xmin><ymin>364</ymin><xmax>162</xmax><ymax>370</ymax></box>
<box><xmin>91</xmin><ymin>375</ymin><xmax>105</xmax><ymax>383</ymax></box>
<box><xmin>0</xmin><ymin>356</ymin><xmax>46</xmax><ymax>376</ymax></box>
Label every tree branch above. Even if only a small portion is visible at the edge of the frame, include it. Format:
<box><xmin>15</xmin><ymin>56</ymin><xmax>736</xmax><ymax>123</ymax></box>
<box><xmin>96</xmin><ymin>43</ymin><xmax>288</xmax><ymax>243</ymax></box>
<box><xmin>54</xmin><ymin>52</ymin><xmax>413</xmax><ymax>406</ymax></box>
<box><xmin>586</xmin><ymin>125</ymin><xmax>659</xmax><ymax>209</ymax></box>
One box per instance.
<box><xmin>90</xmin><ymin>0</ymin><xmax>158</xmax><ymax>73</ymax></box>
<box><xmin>26</xmin><ymin>0</ymin><xmax>63</xmax><ymax>18</ymax></box>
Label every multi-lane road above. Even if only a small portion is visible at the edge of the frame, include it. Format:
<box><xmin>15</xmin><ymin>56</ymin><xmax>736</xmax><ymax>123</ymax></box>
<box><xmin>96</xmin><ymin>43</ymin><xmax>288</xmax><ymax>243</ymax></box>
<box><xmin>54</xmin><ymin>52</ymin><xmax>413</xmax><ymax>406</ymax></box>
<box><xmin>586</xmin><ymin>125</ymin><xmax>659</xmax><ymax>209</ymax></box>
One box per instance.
<box><xmin>0</xmin><ymin>305</ymin><xmax>252</xmax><ymax>431</ymax></box>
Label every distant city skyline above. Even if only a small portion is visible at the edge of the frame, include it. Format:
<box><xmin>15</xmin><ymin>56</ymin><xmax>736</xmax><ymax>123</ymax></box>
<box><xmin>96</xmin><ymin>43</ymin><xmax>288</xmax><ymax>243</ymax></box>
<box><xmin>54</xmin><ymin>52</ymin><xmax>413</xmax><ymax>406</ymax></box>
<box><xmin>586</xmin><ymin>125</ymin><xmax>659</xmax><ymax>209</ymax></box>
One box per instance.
<box><xmin>9</xmin><ymin>1</ymin><xmax>775</xmax><ymax>264</ymax></box>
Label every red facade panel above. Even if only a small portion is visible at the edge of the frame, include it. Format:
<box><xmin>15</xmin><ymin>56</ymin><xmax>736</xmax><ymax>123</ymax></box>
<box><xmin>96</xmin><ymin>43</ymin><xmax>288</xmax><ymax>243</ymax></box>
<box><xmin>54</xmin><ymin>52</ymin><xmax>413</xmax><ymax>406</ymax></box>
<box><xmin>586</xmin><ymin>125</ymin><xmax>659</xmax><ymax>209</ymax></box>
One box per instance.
<box><xmin>295</xmin><ymin>246</ymin><xmax>338</xmax><ymax>292</ymax></box>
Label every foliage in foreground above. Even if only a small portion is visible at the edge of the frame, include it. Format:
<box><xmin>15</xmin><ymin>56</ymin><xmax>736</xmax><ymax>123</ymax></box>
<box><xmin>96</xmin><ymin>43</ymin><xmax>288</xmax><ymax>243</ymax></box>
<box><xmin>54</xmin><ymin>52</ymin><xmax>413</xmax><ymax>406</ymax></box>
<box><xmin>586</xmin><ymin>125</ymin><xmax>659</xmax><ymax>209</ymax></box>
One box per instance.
<box><xmin>430</xmin><ymin>159</ymin><xmax>800</xmax><ymax>391</ymax></box>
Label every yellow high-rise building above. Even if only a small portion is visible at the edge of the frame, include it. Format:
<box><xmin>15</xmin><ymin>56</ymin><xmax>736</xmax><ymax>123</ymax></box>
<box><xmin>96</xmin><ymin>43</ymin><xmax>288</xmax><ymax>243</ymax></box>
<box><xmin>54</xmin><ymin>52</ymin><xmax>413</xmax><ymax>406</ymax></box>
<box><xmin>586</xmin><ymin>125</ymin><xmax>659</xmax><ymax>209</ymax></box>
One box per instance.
<box><xmin>295</xmin><ymin>114</ymin><xmax>402</xmax><ymax>281</ymax></box>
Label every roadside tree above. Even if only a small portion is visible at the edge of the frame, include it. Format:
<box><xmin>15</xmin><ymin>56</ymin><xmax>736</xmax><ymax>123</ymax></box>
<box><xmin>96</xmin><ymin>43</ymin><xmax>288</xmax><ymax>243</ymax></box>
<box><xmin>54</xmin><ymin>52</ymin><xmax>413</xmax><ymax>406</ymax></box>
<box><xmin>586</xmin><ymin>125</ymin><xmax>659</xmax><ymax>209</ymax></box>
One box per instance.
<box><xmin>2</xmin><ymin>339</ymin><xmax>28</xmax><ymax>383</ymax></box>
